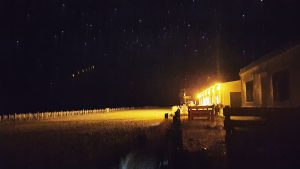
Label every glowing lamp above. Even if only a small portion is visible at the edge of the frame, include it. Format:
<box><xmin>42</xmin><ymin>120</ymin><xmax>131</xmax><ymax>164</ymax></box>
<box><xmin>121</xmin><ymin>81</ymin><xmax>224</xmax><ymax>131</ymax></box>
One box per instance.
<box><xmin>216</xmin><ymin>84</ymin><xmax>221</xmax><ymax>90</ymax></box>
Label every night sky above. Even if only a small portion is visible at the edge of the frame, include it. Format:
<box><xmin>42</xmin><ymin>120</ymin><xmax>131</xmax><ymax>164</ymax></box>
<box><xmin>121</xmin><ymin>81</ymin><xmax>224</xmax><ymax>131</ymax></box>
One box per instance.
<box><xmin>1</xmin><ymin>0</ymin><xmax>300</xmax><ymax>113</ymax></box>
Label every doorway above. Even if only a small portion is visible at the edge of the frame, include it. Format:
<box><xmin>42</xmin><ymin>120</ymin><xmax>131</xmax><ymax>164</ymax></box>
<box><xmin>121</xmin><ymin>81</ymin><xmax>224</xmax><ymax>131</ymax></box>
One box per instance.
<box><xmin>230</xmin><ymin>92</ymin><xmax>241</xmax><ymax>107</ymax></box>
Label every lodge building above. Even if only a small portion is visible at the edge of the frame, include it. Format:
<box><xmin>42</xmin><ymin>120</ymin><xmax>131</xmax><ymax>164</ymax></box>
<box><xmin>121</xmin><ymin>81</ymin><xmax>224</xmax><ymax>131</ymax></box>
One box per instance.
<box><xmin>240</xmin><ymin>44</ymin><xmax>300</xmax><ymax>108</ymax></box>
<box><xmin>196</xmin><ymin>43</ymin><xmax>300</xmax><ymax>109</ymax></box>
<box><xmin>197</xmin><ymin>80</ymin><xmax>241</xmax><ymax>108</ymax></box>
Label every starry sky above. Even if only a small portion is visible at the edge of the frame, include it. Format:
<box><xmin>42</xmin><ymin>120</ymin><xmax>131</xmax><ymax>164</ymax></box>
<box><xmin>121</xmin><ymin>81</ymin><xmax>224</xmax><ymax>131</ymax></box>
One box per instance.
<box><xmin>1</xmin><ymin>0</ymin><xmax>300</xmax><ymax>113</ymax></box>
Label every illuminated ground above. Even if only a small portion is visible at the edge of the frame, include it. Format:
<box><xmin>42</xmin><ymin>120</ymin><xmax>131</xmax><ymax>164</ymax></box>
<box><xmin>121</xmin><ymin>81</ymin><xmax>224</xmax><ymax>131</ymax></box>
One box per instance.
<box><xmin>0</xmin><ymin>108</ymin><xmax>172</xmax><ymax>169</ymax></box>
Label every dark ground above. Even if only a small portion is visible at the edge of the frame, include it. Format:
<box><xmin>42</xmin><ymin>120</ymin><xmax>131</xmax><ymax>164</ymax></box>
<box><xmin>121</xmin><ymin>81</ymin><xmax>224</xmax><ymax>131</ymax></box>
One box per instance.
<box><xmin>169</xmin><ymin>115</ymin><xmax>300</xmax><ymax>169</ymax></box>
<box><xmin>1</xmin><ymin>111</ymin><xmax>300</xmax><ymax>169</ymax></box>
<box><xmin>0</xmin><ymin>109</ymin><xmax>171</xmax><ymax>169</ymax></box>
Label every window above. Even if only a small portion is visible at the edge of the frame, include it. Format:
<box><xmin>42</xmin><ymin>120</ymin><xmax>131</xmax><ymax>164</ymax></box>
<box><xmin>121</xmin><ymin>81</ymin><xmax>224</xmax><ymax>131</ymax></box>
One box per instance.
<box><xmin>246</xmin><ymin>81</ymin><xmax>254</xmax><ymax>102</ymax></box>
<box><xmin>272</xmin><ymin>70</ymin><xmax>289</xmax><ymax>101</ymax></box>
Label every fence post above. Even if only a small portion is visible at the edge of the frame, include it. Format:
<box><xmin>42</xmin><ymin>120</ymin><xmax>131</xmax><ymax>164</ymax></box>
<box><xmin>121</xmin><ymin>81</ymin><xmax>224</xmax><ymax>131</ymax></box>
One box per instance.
<box><xmin>223</xmin><ymin>106</ymin><xmax>232</xmax><ymax>141</ymax></box>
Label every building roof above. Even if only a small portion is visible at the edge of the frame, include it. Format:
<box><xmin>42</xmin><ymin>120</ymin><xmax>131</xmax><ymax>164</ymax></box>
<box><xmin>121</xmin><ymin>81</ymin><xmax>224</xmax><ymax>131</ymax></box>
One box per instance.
<box><xmin>240</xmin><ymin>43</ymin><xmax>300</xmax><ymax>74</ymax></box>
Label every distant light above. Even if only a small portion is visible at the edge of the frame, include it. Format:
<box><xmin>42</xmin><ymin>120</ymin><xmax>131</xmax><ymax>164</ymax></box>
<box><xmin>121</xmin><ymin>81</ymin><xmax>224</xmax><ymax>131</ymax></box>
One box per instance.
<box><xmin>72</xmin><ymin>74</ymin><xmax>75</xmax><ymax>77</ymax></box>
<box><xmin>216</xmin><ymin>84</ymin><xmax>221</xmax><ymax>91</ymax></box>
<box><xmin>197</xmin><ymin>93</ymin><xmax>201</xmax><ymax>99</ymax></box>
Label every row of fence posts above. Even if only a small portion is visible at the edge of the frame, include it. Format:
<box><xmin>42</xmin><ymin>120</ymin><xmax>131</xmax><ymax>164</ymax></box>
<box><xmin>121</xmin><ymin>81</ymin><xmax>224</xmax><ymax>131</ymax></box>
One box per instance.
<box><xmin>0</xmin><ymin>107</ymin><xmax>135</xmax><ymax>123</ymax></box>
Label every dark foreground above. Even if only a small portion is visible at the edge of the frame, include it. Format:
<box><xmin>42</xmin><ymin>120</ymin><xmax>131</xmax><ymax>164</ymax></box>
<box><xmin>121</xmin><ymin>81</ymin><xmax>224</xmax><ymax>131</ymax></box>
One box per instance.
<box><xmin>1</xmin><ymin>108</ymin><xmax>300</xmax><ymax>169</ymax></box>
<box><xmin>0</xmin><ymin>109</ymin><xmax>171</xmax><ymax>169</ymax></box>
<box><xmin>169</xmin><ymin>114</ymin><xmax>300</xmax><ymax>169</ymax></box>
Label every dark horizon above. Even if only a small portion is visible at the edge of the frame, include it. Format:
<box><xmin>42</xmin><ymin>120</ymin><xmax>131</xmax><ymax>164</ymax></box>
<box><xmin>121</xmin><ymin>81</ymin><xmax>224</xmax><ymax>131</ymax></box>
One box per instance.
<box><xmin>1</xmin><ymin>0</ymin><xmax>300</xmax><ymax>114</ymax></box>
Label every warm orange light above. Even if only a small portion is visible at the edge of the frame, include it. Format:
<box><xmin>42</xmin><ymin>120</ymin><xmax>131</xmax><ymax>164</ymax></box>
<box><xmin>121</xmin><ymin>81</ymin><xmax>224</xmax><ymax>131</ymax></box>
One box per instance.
<box><xmin>196</xmin><ymin>83</ymin><xmax>222</xmax><ymax>106</ymax></box>
<box><xmin>216</xmin><ymin>84</ymin><xmax>221</xmax><ymax>90</ymax></box>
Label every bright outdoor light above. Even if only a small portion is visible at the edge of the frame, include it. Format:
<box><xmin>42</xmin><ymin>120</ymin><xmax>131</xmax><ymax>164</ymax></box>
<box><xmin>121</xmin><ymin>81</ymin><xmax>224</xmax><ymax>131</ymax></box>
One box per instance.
<box><xmin>216</xmin><ymin>84</ymin><xmax>221</xmax><ymax>90</ymax></box>
<box><xmin>196</xmin><ymin>83</ymin><xmax>222</xmax><ymax>106</ymax></box>
<box><xmin>197</xmin><ymin>93</ymin><xmax>201</xmax><ymax>99</ymax></box>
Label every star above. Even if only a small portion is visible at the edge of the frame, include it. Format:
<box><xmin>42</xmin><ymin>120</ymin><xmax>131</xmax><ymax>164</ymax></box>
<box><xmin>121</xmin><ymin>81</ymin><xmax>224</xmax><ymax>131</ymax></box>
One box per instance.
<box><xmin>16</xmin><ymin>40</ymin><xmax>20</xmax><ymax>47</ymax></box>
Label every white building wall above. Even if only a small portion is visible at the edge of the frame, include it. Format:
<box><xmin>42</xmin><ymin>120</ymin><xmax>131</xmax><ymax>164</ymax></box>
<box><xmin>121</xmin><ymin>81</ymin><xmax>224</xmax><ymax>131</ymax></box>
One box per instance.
<box><xmin>240</xmin><ymin>44</ymin><xmax>300</xmax><ymax>108</ymax></box>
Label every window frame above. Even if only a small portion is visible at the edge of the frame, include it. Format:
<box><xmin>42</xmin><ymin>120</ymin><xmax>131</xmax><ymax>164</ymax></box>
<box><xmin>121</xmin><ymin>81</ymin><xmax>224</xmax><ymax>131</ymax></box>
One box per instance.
<box><xmin>245</xmin><ymin>80</ymin><xmax>254</xmax><ymax>103</ymax></box>
<box><xmin>272</xmin><ymin>70</ymin><xmax>290</xmax><ymax>102</ymax></box>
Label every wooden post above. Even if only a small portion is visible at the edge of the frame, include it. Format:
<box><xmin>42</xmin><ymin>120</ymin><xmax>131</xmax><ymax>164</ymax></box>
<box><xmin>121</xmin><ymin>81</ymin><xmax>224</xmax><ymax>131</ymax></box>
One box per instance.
<box><xmin>223</xmin><ymin>106</ymin><xmax>232</xmax><ymax>143</ymax></box>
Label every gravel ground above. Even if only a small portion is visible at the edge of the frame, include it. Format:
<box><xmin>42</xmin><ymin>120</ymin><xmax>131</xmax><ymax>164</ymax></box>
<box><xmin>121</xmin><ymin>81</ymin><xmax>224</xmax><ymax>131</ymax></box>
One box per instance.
<box><xmin>0</xmin><ymin>108</ymin><xmax>171</xmax><ymax>169</ymax></box>
<box><xmin>171</xmin><ymin>117</ymin><xmax>227</xmax><ymax>169</ymax></box>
